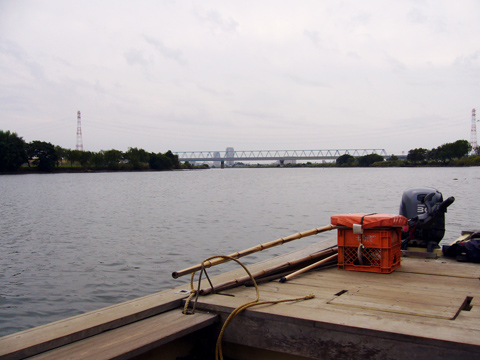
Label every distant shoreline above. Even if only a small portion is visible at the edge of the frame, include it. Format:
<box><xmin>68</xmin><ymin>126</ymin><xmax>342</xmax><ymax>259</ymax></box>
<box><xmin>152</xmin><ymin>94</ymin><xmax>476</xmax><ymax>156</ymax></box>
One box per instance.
<box><xmin>0</xmin><ymin>167</ymin><xmax>206</xmax><ymax>175</ymax></box>
<box><xmin>2</xmin><ymin>162</ymin><xmax>479</xmax><ymax>175</ymax></box>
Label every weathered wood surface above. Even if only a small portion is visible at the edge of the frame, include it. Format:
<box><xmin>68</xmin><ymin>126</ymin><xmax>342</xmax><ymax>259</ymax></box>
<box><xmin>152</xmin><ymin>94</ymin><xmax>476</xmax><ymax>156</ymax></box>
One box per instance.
<box><xmin>0</xmin><ymin>236</ymin><xmax>334</xmax><ymax>360</ymax></box>
<box><xmin>26</xmin><ymin>310</ymin><xmax>217</xmax><ymax>360</ymax></box>
<box><xmin>3</xmin><ymin>235</ymin><xmax>480</xmax><ymax>360</ymax></box>
<box><xmin>192</xmin><ymin>254</ymin><xmax>480</xmax><ymax>359</ymax></box>
<box><xmin>0</xmin><ymin>291</ymin><xmax>188</xmax><ymax>360</ymax></box>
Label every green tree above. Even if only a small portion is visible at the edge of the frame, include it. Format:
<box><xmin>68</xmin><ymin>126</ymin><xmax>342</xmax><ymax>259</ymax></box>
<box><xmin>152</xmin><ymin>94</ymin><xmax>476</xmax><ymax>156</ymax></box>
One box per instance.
<box><xmin>428</xmin><ymin>140</ymin><xmax>471</xmax><ymax>164</ymax></box>
<box><xmin>336</xmin><ymin>154</ymin><xmax>355</xmax><ymax>166</ymax></box>
<box><xmin>149</xmin><ymin>152</ymin><xmax>172</xmax><ymax>170</ymax></box>
<box><xmin>448</xmin><ymin>140</ymin><xmax>472</xmax><ymax>159</ymax></box>
<box><xmin>91</xmin><ymin>151</ymin><xmax>105</xmax><ymax>169</ymax></box>
<box><xmin>427</xmin><ymin>147</ymin><xmax>444</xmax><ymax>163</ymax></box>
<box><xmin>78</xmin><ymin>151</ymin><xmax>93</xmax><ymax>168</ymax></box>
<box><xmin>0</xmin><ymin>130</ymin><xmax>28</xmax><ymax>172</ymax></box>
<box><xmin>357</xmin><ymin>153</ymin><xmax>384</xmax><ymax>167</ymax></box>
<box><xmin>182</xmin><ymin>161</ymin><xmax>193</xmax><ymax>169</ymax></box>
<box><xmin>125</xmin><ymin>147</ymin><xmax>149</xmax><ymax>170</ymax></box>
<box><xmin>55</xmin><ymin>146</ymin><xmax>68</xmax><ymax>167</ymax></box>
<box><xmin>27</xmin><ymin>141</ymin><xmax>58</xmax><ymax>172</ymax></box>
<box><xmin>65</xmin><ymin>149</ymin><xmax>82</xmax><ymax>167</ymax></box>
<box><xmin>165</xmin><ymin>150</ymin><xmax>180</xmax><ymax>169</ymax></box>
<box><xmin>407</xmin><ymin>148</ymin><xmax>428</xmax><ymax>163</ymax></box>
<box><xmin>103</xmin><ymin>149</ymin><xmax>123</xmax><ymax>169</ymax></box>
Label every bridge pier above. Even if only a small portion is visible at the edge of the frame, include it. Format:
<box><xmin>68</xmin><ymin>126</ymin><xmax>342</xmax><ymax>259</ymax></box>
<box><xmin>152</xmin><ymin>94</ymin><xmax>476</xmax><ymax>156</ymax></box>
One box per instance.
<box><xmin>279</xmin><ymin>159</ymin><xmax>284</xmax><ymax>167</ymax></box>
<box><xmin>221</xmin><ymin>161</ymin><xmax>224</xmax><ymax>169</ymax></box>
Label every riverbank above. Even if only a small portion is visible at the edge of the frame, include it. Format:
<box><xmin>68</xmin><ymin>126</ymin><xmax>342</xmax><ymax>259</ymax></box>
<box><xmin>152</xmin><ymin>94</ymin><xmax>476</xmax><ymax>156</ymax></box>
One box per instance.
<box><xmin>3</xmin><ymin>156</ymin><xmax>479</xmax><ymax>175</ymax></box>
<box><xmin>1</xmin><ymin>164</ymin><xmax>209</xmax><ymax>175</ymax></box>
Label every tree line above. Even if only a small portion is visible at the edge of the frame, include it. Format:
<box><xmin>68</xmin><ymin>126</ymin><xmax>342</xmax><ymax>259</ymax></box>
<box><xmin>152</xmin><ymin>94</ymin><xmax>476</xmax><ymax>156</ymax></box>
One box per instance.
<box><xmin>335</xmin><ymin>139</ymin><xmax>478</xmax><ymax>167</ymax></box>
<box><xmin>0</xmin><ymin>130</ymin><xmax>205</xmax><ymax>173</ymax></box>
<box><xmin>1</xmin><ymin>130</ymin><xmax>479</xmax><ymax>173</ymax></box>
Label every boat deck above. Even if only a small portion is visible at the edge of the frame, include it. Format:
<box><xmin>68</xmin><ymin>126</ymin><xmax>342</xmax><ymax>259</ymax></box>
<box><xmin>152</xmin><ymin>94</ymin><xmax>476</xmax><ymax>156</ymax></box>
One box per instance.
<box><xmin>193</xmin><ymin>243</ymin><xmax>480</xmax><ymax>359</ymax></box>
<box><xmin>1</xmin><ymin>238</ymin><xmax>480</xmax><ymax>360</ymax></box>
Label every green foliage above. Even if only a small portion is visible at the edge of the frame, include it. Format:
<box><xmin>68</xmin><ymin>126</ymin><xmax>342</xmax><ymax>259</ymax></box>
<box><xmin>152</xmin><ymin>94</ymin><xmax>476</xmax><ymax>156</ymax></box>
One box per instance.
<box><xmin>357</xmin><ymin>153</ymin><xmax>384</xmax><ymax>167</ymax></box>
<box><xmin>125</xmin><ymin>147</ymin><xmax>149</xmax><ymax>170</ymax></box>
<box><xmin>0</xmin><ymin>130</ymin><xmax>28</xmax><ymax>172</ymax></box>
<box><xmin>336</xmin><ymin>154</ymin><xmax>355</xmax><ymax>166</ymax></box>
<box><xmin>149</xmin><ymin>152</ymin><xmax>172</xmax><ymax>170</ymax></box>
<box><xmin>428</xmin><ymin>140</ymin><xmax>472</xmax><ymax>164</ymax></box>
<box><xmin>63</xmin><ymin>149</ymin><xmax>83</xmax><ymax>167</ymax></box>
<box><xmin>165</xmin><ymin>150</ymin><xmax>180</xmax><ymax>169</ymax></box>
<box><xmin>450</xmin><ymin>155</ymin><xmax>480</xmax><ymax>166</ymax></box>
<box><xmin>55</xmin><ymin>146</ymin><xmax>68</xmax><ymax>166</ymax></box>
<box><xmin>78</xmin><ymin>151</ymin><xmax>93</xmax><ymax>167</ymax></box>
<box><xmin>27</xmin><ymin>140</ymin><xmax>58</xmax><ymax>172</ymax></box>
<box><xmin>103</xmin><ymin>149</ymin><xmax>124</xmax><ymax>169</ymax></box>
<box><xmin>182</xmin><ymin>161</ymin><xmax>193</xmax><ymax>169</ymax></box>
<box><xmin>91</xmin><ymin>151</ymin><xmax>105</xmax><ymax>168</ymax></box>
<box><xmin>407</xmin><ymin>148</ymin><xmax>428</xmax><ymax>163</ymax></box>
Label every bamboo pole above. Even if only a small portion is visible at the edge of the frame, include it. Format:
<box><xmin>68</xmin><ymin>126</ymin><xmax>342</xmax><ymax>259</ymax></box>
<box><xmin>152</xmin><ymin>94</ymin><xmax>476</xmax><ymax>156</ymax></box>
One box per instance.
<box><xmin>199</xmin><ymin>245</ymin><xmax>338</xmax><ymax>295</ymax></box>
<box><xmin>280</xmin><ymin>253</ymin><xmax>338</xmax><ymax>283</ymax></box>
<box><xmin>172</xmin><ymin>224</ymin><xmax>336</xmax><ymax>279</ymax></box>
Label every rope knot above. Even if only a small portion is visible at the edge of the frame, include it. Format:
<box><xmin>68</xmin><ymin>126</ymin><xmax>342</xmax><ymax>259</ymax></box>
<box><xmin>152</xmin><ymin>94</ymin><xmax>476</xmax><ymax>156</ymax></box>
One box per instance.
<box><xmin>182</xmin><ymin>289</ymin><xmax>198</xmax><ymax>315</ymax></box>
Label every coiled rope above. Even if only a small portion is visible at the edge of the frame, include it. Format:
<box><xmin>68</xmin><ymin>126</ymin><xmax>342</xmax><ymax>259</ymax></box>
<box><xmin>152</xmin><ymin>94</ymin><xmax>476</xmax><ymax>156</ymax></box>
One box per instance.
<box><xmin>182</xmin><ymin>255</ymin><xmax>315</xmax><ymax>360</ymax></box>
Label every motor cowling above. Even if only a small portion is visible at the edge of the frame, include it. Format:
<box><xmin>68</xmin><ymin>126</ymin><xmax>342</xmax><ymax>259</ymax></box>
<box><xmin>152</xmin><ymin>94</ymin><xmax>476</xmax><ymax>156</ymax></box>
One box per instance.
<box><xmin>399</xmin><ymin>187</ymin><xmax>454</xmax><ymax>251</ymax></box>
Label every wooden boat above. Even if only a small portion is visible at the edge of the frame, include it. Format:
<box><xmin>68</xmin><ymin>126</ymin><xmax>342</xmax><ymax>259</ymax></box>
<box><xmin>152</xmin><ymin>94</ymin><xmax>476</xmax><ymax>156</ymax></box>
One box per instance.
<box><xmin>1</xmin><ymin>234</ymin><xmax>480</xmax><ymax>360</ymax></box>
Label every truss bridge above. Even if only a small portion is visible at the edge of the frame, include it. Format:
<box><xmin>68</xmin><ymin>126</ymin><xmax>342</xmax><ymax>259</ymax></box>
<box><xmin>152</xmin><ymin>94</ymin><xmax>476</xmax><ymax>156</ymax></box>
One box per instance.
<box><xmin>174</xmin><ymin>149</ymin><xmax>388</xmax><ymax>167</ymax></box>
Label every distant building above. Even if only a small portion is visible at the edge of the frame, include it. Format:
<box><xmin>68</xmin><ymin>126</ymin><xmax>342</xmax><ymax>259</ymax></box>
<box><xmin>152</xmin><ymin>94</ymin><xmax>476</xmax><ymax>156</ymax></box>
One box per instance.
<box><xmin>213</xmin><ymin>151</ymin><xmax>222</xmax><ymax>167</ymax></box>
<box><xmin>278</xmin><ymin>159</ymin><xmax>297</xmax><ymax>165</ymax></box>
<box><xmin>226</xmin><ymin>147</ymin><xmax>234</xmax><ymax>166</ymax></box>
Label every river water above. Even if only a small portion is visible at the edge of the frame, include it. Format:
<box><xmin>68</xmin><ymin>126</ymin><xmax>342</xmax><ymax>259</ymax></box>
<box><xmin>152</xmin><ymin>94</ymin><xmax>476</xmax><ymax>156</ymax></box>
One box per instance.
<box><xmin>1</xmin><ymin>167</ymin><xmax>479</xmax><ymax>337</ymax></box>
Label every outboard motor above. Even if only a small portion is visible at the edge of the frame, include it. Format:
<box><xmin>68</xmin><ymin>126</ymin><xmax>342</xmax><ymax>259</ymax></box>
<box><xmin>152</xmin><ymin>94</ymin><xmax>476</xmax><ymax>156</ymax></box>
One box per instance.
<box><xmin>399</xmin><ymin>187</ymin><xmax>455</xmax><ymax>252</ymax></box>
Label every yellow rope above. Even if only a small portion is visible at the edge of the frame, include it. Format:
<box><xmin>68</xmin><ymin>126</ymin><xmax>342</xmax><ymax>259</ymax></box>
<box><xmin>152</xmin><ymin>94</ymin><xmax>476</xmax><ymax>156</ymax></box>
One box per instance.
<box><xmin>215</xmin><ymin>294</ymin><xmax>315</xmax><ymax>360</ymax></box>
<box><xmin>181</xmin><ymin>255</ymin><xmax>315</xmax><ymax>360</ymax></box>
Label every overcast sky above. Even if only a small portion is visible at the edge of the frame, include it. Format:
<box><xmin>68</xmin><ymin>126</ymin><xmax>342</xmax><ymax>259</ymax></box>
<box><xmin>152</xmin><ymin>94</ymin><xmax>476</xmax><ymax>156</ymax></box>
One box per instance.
<box><xmin>1</xmin><ymin>1</ymin><xmax>479</xmax><ymax>154</ymax></box>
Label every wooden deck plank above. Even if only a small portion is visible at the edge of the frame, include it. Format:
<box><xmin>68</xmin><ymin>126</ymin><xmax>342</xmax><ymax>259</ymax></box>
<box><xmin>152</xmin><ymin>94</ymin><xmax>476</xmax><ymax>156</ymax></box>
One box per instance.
<box><xmin>27</xmin><ymin>310</ymin><xmax>218</xmax><ymax>360</ymax></box>
<box><xmin>286</xmin><ymin>270</ymin><xmax>478</xmax><ymax>301</ymax></box>
<box><xmin>0</xmin><ymin>290</ymin><xmax>189</xmax><ymax>360</ymax></box>
<box><xmin>326</xmin><ymin>286</ymin><xmax>465</xmax><ymax>319</ymax></box>
<box><xmin>223</xmin><ymin>265</ymin><xmax>478</xmax><ymax>312</ymax></box>
<box><xmin>195</xmin><ymin>290</ymin><xmax>480</xmax><ymax>346</ymax></box>
<box><xmin>259</xmin><ymin>268</ymin><xmax>477</xmax><ymax>294</ymax></box>
<box><xmin>300</xmin><ymin>265</ymin><xmax>478</xmax><ymax>288</ymax></box>
<box><xmin>0</xmin><ymin>238</ymin><xmax>335</xmax><ymax>360</ymax></box>
<box><xmin>190</xmin><ymin>253</ymin><xmax>480</xmax><ymax>349</ymax></box>
<box><xmin>4</xmin><ymin>236</ymin><xmax>480</xmax><ymax>360</ymax></box>
<box><xmin>256</xmin><ymin>281</ymin><xmax>468</xmax><ymax>319</ymax></box>
<box><xmin>397</xmin><ymin>257</ymin><xmax>480</xmax><ymax>278</ymax></box>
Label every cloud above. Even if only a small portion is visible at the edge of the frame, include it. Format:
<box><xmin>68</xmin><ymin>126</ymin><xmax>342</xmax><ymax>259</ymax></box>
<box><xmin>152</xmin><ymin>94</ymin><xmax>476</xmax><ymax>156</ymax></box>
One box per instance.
<box><xmin>124</xmin><ymin>48</ymin><xmax>150</xmax><ymax>66</ymax></box>
<box><xmin>0</xmin><ymin>39</ymin><xmax>45</xmax><ymax>80</ymax></box>
<box><xmin>454</xmin><ymin>50</ymin><xmax>480</xmax><ymax>71</ymax></box>
<box><xmin>407</xmin><ymin>8</ymin><xmax>428</xmax><ymax>24</ymax></box>
<box><xmin>194</xmin><ymin>9</ymin><xmax>239</xmax><ymax>33</ymax></box>
<box><xmin>303</xmin><ymin>30</ymin><xmax>321</xmax><ymax>46</ymax></box>
<box><xmin>283</xmin><ymin>73</ymin><xmax>331</xmax><ymax>88</ymax></box>
<box><xmin>142</xmin><ymin>35</ymin><xmax>186</xmax><ymax>66</ymax></box>
<box><xmin>0</xmin><ymin>1</ymin><xmax>478</xmax><ymax>153</ymax></box>
<box><xmin>385</xmin><ymin>55</ymin><xmax>407</xmax><ymax>73</ymax></box>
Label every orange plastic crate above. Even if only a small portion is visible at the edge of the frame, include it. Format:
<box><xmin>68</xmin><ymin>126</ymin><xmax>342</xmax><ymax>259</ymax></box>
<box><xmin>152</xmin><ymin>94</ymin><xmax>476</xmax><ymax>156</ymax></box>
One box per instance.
<box><xmin>337</xmin><ymin>227</ymin><xmax>402</xmax><ymax>273</ymax></box>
